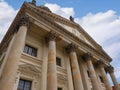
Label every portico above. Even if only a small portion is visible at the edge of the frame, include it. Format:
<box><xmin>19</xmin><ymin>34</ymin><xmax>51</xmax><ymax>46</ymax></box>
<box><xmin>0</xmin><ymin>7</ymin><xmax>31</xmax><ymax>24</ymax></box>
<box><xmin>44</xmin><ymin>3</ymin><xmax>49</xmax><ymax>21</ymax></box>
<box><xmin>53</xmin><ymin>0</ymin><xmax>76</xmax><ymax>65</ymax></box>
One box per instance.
<box><xmin>0</xmin><ymin>1</ymin><xmax>119</xmax><ymax>90</ymax></box>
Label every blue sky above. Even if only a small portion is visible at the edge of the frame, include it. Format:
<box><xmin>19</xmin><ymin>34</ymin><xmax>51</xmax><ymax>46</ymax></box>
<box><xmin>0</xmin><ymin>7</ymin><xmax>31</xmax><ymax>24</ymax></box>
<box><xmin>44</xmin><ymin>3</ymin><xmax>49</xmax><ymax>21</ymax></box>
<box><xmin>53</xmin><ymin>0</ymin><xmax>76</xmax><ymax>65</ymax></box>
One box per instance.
<box><xmin>0</xmin><ymin>0</ymin><xmax>120</xmax><ymax>85</ymax></box>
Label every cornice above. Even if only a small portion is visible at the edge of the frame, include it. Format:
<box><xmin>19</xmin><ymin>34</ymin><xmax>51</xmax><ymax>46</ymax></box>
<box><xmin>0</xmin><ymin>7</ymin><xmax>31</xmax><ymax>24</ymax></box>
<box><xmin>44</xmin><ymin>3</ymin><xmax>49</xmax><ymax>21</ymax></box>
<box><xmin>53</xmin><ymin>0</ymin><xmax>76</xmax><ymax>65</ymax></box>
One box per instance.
<box><xmin>24</xmin><ymin>2</ymin><xmax>80</xmax><ymax>28</ymax></box>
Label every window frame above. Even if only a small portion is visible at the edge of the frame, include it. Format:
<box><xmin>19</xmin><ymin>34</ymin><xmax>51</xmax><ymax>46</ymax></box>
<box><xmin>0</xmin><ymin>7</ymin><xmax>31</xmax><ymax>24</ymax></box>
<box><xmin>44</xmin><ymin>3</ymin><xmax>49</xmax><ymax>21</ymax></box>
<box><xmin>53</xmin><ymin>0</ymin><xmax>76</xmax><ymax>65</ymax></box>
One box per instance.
<box><xmin>56</xmin><ymin>57</ymin><xmax>62</xmax><ymax>67</ymax></box>
<box><xmin>99</xmin><ymin>76</ymin><xmax>104</xmax><ymax>83</ymax></box>
<box><xmin>58</xmin><ymin>87</ymin><xmax>63</xmax><ymax>90</ymax></box>
<box><xmin>18</xmin><ymin>79</ymin><xmax>32</xmax><ymax>90</ymax></box>
<box><xmin>23</xmin><ymin>44</ymin><xmax>37</xmax><ymax>57</ymax></box>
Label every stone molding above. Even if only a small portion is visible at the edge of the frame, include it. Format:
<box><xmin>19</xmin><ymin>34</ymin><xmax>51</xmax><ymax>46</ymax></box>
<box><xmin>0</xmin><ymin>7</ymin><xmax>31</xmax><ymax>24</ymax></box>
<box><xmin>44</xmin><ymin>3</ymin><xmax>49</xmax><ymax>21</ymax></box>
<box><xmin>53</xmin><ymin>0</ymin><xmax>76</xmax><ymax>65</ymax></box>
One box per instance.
<box><xmin>106</xmin><ymin>66</ymin><xmax>114</xmax><ymax>73</ymax></box>
<box><xmin>65</xmin><ymin>43</ymin><xmax>77</xmax><ymax>53</ymax></box>
<box><xmin>30</xmin><ymin>0</ymin><xmax>36</xmax><ymax>6</ymax></box>
<box><xmin>82</xmin><ymin>52</ymin><xmax>92</xmax><ymax>61</ymax></box>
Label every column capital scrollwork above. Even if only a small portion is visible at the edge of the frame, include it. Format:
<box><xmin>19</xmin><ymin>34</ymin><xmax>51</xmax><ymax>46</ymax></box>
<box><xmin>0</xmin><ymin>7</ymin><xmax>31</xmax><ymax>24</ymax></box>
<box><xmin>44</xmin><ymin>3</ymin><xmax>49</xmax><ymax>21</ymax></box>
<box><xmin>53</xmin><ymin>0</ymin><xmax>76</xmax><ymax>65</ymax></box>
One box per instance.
<box><xmin>65</xmin><ymin>43</ymin><xmax>77</xmax><ymax>53</ymax></box>
<box><xmin>106</xmin><ymin>65</ymin><xmax>114</xmax><ymax>73</ymax></box>
<box><xmin>96</xmin><ymin>59</ymin><xmax>105</xmax><ymax>67</ymax></box>
<box><xmin>45</xmin><ymin>31</ymin><xmax>58</xmax><ymax>42</ymax></box>
<box><xmin>19</xmin><ymin>15</ymin><xmax>30</xmax><ymax>27</ymax></box>
<box><xmin>82</xmin><ymin>52</ymin><xmax>92</xmax><ymax>61</ymax></box>
<box><xmin>14</xmin><ymin>15</ymin><xmax>30</xmax><ymax>33</ymax></box>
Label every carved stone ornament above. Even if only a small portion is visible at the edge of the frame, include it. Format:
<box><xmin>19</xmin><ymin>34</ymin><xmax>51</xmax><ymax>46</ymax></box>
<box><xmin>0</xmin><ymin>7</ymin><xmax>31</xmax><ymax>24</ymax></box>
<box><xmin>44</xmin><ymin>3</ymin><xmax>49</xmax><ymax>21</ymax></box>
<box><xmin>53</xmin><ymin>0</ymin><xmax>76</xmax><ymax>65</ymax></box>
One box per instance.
<box><xmin>96</xmin><ymin>59</ymin><xmax>105</xmax><ymax>67</ymax></box>
<box><xmin>66</xmin><ymin>43</ymin><xmax>77</xmax><ymax>53</ymax></box>
<box><xmin>45</xmin><ymin>31</ymin><xmax>58</xmax><ymax>42</ymax></box>
<box><xmin>106</xmin><ymin>65</ymin><xmax>114</xmax><ymax>73</ymax></box>
<box><xmin>82</xmin><ymin>52</ymin><xmax>92</xmax><ymax>61</ymax></box>
<box><xmin>29</xmin><ymin>0</ymin><xmax>36</xmax><ymax>6</ymax></box>
<box><xmin>69</xmin><ymin>16</ymin><xmax>74</xmax><ymax>22</ymax></box>
<box><xmin>19</xmin><ymin>15</ymin><xmax>30</xmax><ymax>27</ymax></box>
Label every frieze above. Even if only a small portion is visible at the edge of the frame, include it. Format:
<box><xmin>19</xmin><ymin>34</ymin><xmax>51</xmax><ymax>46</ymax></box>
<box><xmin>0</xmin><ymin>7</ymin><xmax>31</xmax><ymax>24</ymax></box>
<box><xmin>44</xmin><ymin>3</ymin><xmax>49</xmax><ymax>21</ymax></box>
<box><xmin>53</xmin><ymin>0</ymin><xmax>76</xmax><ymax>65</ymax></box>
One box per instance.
<box><xmin>18</xmin><ymin>63</ymin><xmax>41</xmax><ymax>77</ymax></box>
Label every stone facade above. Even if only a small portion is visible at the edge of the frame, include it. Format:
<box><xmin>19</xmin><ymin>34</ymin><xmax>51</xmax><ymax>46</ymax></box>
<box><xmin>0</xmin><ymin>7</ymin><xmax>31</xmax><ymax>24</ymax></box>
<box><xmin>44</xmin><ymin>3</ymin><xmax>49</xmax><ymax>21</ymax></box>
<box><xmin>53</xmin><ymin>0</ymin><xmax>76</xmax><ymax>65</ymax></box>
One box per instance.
<box><xmin>0</xmin><ymin>1</ymin><xmax>120</xmax><ymax>90</ymax></box>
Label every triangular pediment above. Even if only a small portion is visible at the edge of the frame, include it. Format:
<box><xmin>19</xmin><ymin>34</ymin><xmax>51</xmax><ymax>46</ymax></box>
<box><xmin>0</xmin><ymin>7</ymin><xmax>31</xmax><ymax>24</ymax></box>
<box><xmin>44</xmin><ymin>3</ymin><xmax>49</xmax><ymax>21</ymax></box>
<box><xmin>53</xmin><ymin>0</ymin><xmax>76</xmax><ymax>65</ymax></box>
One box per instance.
<box><xmin>55</xmin><ymin>21</ymin><xmax>97</xmax><ymax>49</ymax></box>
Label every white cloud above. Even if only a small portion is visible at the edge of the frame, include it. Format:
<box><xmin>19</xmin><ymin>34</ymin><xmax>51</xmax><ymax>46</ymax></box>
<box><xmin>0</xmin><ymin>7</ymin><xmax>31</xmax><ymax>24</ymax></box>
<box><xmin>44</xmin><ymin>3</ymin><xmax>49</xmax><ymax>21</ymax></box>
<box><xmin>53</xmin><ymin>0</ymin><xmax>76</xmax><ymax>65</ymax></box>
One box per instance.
<box><xmin>0</xmin><ymin>1</ymin><xmax>18</xmax><ymax>42</ymax></box>
<box><xmin>75</xmin><ymin>10</ymin><xmax>120</xmax><ymax>44</ymax></box>
<box><xmin>45</xmin><ymin>3</ymin><xmax>74</xmax><ymax>19</ymax></box>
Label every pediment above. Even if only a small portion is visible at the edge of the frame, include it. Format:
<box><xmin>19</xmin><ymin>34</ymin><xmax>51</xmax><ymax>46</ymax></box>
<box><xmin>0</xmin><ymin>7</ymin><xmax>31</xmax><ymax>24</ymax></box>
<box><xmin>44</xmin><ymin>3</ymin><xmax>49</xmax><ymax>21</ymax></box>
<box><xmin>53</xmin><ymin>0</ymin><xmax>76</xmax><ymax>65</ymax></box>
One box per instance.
<box><xmin>55</xmin><ymin>21</ymin><xmax>97</xmax><ymax>49</ymax></box>
<box><xmin>19</xmin><ymin>63</ymin><xmax>40</xmax><ymax>73</ymax></box>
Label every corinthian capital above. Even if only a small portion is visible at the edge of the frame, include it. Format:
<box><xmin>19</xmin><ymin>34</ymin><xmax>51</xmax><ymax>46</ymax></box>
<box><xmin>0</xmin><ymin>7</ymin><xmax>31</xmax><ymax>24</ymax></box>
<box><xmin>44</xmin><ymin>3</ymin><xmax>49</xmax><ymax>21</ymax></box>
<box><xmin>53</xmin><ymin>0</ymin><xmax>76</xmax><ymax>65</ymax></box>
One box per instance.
<box><xmin>66</xmin><ymin>43</ymin><xmax>77</xmax><ymax>53</ymax></box>
<box><xmin>96</xmin><ymin>59</ymin><xmax>105</xmax><ymax>67</ymax></box>
<box><xmin>45</xmin><ymin>31</ymin><xmax>58</xmax><ymax>42</ymax></box>
<box><xmin>82</xmin><ymin>52</ymin><xmax>92</xmax><ymax>61</ymax></box>
<box><xmin>19</xmin><ymin>15</ymin><xmax>30</xmax><ymax>27</ymax></box>
<box><xmin>106</xmin><ymin>65</ymin><xmax>114</xmax><ymax>73</ymax></box>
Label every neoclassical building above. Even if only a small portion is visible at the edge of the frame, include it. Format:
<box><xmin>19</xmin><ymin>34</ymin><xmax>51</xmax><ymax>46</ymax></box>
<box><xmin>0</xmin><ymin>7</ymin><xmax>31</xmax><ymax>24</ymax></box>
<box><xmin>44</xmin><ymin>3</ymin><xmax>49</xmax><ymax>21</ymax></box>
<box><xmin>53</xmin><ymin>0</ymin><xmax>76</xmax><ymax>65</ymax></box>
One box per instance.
<box><xmin>0</xmin><ymin>1</ymin><xmax>120</xmax><ymax>90</ymax></box>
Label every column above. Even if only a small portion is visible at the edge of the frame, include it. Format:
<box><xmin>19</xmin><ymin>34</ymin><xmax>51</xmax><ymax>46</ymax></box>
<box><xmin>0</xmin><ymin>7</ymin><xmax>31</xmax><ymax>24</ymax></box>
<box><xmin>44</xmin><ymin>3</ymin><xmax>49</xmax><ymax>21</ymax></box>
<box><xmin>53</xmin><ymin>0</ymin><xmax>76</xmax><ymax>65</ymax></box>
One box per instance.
<box><xmin>0</xmin><ymin>33</ymin><xmax>16</xmax><ymax>77</ymax></box>
<box><xmin>0</xmin><ymin>15</ymin><xmax>29</xmax><ymax>90</ymax></box>
<box><xmin>65</xmin><ymin>55</ymin><xmax>74</xmax><ymax>90</ymax></box>
<box><xmin>46</xmin><ymin>32</ymin><xmax>57</xmax><ymax>90</ymax></box>
<box><xmin>106</xmin><ymin>66</ymin><xmax>120</xmax><ymax>90</ymax></box>
<box><xmin>66</xmin><ymin>43</ymin><xmax>84</xmax><ymax>90</ymax></box>
<box><xmin>96</xmin><ymin>60</ymin><xmax>112</xmax><ymax>90</ymax></box>
<box><xmin>83</xmin><ymin>53</ymin><xmax>101</xmax><ymax>90</ymax></box>
<box><xmin>40</xmin><ymin>41</ymin><xmax>48</xmax><ymax>90</ymax></box>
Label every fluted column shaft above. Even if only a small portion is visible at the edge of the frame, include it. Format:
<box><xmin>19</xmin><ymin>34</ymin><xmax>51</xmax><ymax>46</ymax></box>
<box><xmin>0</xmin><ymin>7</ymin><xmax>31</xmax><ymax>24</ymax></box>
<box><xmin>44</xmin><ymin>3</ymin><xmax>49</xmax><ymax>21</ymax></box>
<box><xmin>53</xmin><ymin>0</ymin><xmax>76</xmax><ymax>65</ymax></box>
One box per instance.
<box><xmin>66</xmin><ymin>44</ymin><xmax>84</xmax><ymax>90</ymax></box>
<box><xmin>100</xmin><ymin>67</ymin><xmax>112</xmax><ymax>90</ymax></box>
<box><xmin>107</xmin><ymin>66</ymin><xmax>120</xmax><ymax>90</ymax></box>
<box><xmin>0</xmin><ymin>15</ymin><xmax>29</xmax><ymax>90</ymax></box>
<box><xmin>83</xmin><ymin>53</ymin><xmax>101</xmax><ymax>90</ymax></box>
<box><xmin>96</xmin><ymin>60</ymin><xmax>112</xmax><ymax>90</ymax></box>
<box><xmin>47</xmin><ymin>32</ymin><xmax>57</xmax><ymax>90</ymax></box>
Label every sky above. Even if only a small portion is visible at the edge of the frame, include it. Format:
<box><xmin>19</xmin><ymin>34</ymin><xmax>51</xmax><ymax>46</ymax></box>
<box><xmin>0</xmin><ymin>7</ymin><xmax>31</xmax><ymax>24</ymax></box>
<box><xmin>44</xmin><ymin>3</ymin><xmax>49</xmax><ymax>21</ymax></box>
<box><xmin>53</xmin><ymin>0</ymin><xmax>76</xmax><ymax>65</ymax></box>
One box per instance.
<box><xmin>0</xmin><ymin>0</ymin><xmax>120</xmax><ymax>85</ymax></box>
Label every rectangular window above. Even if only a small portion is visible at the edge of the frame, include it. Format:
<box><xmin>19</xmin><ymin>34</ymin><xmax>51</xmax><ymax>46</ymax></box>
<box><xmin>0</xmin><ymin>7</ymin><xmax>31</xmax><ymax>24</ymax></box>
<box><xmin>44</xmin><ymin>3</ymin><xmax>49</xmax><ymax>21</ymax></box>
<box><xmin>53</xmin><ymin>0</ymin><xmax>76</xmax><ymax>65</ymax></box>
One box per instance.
<box><xmin>99</xmin><ymin>76</ymin><xmax>104</xmax><ymax>83</ymax></box>
<box><xmin>58</xmin><ymin>87</ymin><xmax>62</xmax><ymax>90</ymax></box>
<box><xmin>87</xmin><ymin>70</ymin><xmax>90</xmax><ymax>77</ymax></box>
<box><xmin>23</xmin><ymin>44</ymin><xmax>37</xmax><ymax>57</ymax></box>
<box><xmin>18</xmin><ymin>79</ymin><xmax>32</xmax><ymax>90</ymax></box>
<box><xmin>56</xmin><ymin>57</ymin><xmax>62</xmax><ymax>66</ymax></box>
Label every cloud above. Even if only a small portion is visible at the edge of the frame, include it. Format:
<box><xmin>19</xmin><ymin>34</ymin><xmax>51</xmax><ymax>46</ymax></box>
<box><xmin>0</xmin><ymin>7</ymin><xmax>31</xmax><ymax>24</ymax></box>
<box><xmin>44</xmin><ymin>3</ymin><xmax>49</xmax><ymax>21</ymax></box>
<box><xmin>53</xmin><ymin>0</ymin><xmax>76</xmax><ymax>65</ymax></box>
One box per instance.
<box><xmin>75</xmin><ymin>10</ymin><xmax>120</xmax><ymax>44</ymax></box>
<box><xmin>0</xmin><ymin>1</ymin><xmax>18</xmax><ymax>42</ymax></box>
<box><xmin>45</xmin><ymin>3</ymin><xmax>74</xmax><ymax>19</ymax></box>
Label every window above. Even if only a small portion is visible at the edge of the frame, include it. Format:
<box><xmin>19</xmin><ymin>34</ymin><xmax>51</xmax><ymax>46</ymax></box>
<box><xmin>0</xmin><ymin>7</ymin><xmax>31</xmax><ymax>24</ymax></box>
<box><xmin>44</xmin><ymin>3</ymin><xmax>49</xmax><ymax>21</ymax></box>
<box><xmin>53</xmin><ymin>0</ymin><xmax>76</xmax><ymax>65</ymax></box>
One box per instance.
<box><xmin>87</xmin><ymin>70</ymin><xmax>90</xmax><ymax>77</ymax></box>
<box><xmin>23</xmin><ymin>44</ymin><xmax>37</xmax><ymax>57</ymax></box>
<box><xmin>58</xmin><ymin>87</ymin><xmax>62</xmax><ymax>90</ymax></box>
<box><xmin>99</xmin><ymin>76</ymin><xmax>104</xmax><ymax>83</ymax></box>
<box><xmin>18</xmin><ymin>79</ymin><xmax>32</xmax><ymax>90</ymax></box>
<box><xmin>56</xmin><ymin>57</ymin><xmax>62</xmax><ymax>66</ymax></box>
